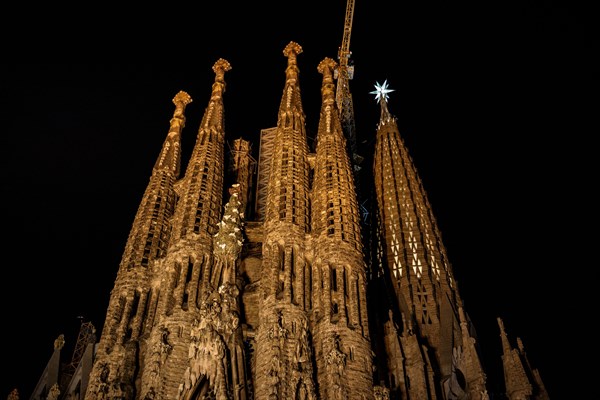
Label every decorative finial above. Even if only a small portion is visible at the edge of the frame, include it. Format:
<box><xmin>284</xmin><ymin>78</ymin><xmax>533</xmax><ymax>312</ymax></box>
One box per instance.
<box><xmin>370</xmin><ymin>80</ymin><xmax>395</xmax><ymax>103</ymax></box>
<box><xmin>8</xmin><ymin>388</ymin><xmax>19</xmax><ymax>400</ymax></box>
<box><xmin>54</xmin><ymin>334</ymin><xmax>65</xmax><ymax>350</ymax></box>
<box><xmin>213</xmin><ymin>58</ymin><xmax>232</xmax><ymax>82</ymax></box>
<box><xmin>283</xmin><ymin>41</ymin><xmax>303</xmax><ymax>60</ymax></box>
<box><xmin>317</xmin><ymin>57</ymin><xmax>337</xmax><ymax>103</ymax></box>
<box><xmin>210</xmin><ymin>58</ymin><xmax>232</xmax><ymax>100</ymax></box>
<box><xmin>171</xmin><ymin>91</ymin><xmax>193</xmax><ymax>122</ymax></box>
<box><xmin>173</xmin><ymin>91</ymin><xmax>193</xmax><ymax>109</ymax></box>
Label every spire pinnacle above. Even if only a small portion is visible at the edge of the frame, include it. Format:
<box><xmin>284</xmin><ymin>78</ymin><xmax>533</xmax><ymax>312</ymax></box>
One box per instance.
<box><xmin>169</xmin><ymin>90</ymin><xmax>192</xmax><ymax>135</ymax></box>
<box><xmin>370</xmin><ymin>80</ymin><xmax>395</xmax><ymax>125</ymax></box>
<box><xmin>172</xmin><ymin>90</ymin><xmax>193</xmax><ymax>117</ymax></box>
<box><xmin>317</xmin><ymin>57</ymin><xmax>338</xmax><ymax>105</ymax></box>
<box><xmin>211</xmin><ymin>58</ymin><xmax>232</xmax><ymax>100</ymax></box>
<box><xmin>283</xmin><ymin>41</ymin><xmax>303</xmax><ymax>82</ymax></box>
<box><xmin>370</xmin><ymin>80</ymin><xmax>394</xmax><ymax>103</ymax></box>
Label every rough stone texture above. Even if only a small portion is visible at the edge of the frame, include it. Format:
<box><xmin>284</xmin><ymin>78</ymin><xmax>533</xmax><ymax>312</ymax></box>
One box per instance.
<box><xmin>23</xmin><ymin>42</ymin><xmax>548</xmax><ymax>400</ymax></box>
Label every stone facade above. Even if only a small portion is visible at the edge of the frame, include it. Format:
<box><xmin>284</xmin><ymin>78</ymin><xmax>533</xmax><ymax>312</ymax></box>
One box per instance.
<box><xmin>19</xmin><ymin>42</ymin><xmax>548</xmax><ymax>400</ymax></box>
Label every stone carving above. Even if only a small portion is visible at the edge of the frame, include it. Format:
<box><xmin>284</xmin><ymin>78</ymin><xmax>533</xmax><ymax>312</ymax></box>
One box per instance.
<box><xmin>373</xmin><ymin>385</ymin><xmax>390</xmax><ymax>400</ymax></box>
<box><xmin>53</xmin><ymin>334</ymin><xmax>65</xmax><ymax>350</ymax></box>
<box><xmin>46</xmin><ymin>383</ymin><xmax>60</xmax><ymax>400</ymax></box>
<box><xmin>443</xmin><ymin>346</ymin><xmax>467</xmax><ymax>400</ymax></box>
<box><xmin>268</xmin><ymin>310</ymin><xmax>289</xmax><ymax>351</ymax></box>
<box><xmin>26</xmin><ymin>40</ymin><xmax>546</xmax><ymax>400</ymax></box>
<box><xmin>142</xmin><ymin>387</ymin><xmax>156</xmax><ymax>400</ymax></box>
<box><xmin>142</xmin><ymin>325</ymin><xmax>173</xmax><ymax>399</ymax></box>
<box><xmin>294</xmin><ymin>318</ymin><xmax>311</xmax><ymax>370</ymax></box>
<box><xmin>178</xmin><ymin>285</ymin><xmax>241</xmax><ymax>399</ymax></box>
<box><xmin>326</xmin><ymin>334</ymin><xmax>347</xmax><ymax>400</ymax></box>
<box><xmin>87</xmin><ymin>361</ymin><xmax>110</xmax><ymax>397</ymax></box>
<box><xmin>268</xmin><ymin>352</ymin><xmax>281</xmax><ymax>399</ymax></box>
<box><xmin>157</xmin><ymin>326</ymin><xmax>173</xmax><ymax>361</ymax></box>
<box><xmin>214</xmin><ymin>187</ymin><xmax>245</xmax><ymax>261</ymax></box>
<box><xmin>325</xmin><ymin>334</ymin><xmax>346</xmax><ymax>369</ymax></box>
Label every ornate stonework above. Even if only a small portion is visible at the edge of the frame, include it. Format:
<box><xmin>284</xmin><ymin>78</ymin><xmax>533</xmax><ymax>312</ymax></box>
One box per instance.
<box><xmin>18</xmin><ymin>31</ymin><xmax>547</xmax><ymax>400</ymax></box>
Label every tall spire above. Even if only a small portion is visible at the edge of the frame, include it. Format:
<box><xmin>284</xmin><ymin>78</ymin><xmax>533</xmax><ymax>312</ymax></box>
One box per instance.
<box><xmin>498</xmin><ymin>317</ymin><xmax>533</xmax><ymax>399</ymax></box>
<box><xmin>371</xmin><ymin>81</ymin><xmax>481</xmax><ymax>397</ymax></box>
<box><xmin>498</xmin><ymin>318</ymin><xmax>549</xmax><ymax>400</ymax></box>
<box><xmin>122</xmin><ymin>90</ymin><xmax>192</xmax><ymax>272</ymax></box>
<box><xmin>169</xmin><ymin>58</ymin><xmax>231</xmax><ymax>244</ymax></box>
<box><xmin>311</xmin><ymin>57</ymin><xmax>362</xmax><ymax>252</ymax></box>
<box><xmin>254</xmin><ymin>41</ymin><xmax>316</xmax><ymax>400</ymax></box>
<box><xmin>84</xmin><ymin>90</ymin><xmax>192</xmax><ymax>400</ymax></box>
<box><xmin>311</xmin><ymin>56</ymin><xmax>374</xmax><ymax>400</ymax></box>
<box><xmin>372</xmin><ymin>80</ymin><xmax>459</xmax><ymax>320</ymax></box>
<box><xmin>137</xmin><ymin>59</ymin><xmax>232</xmax><ymax>399</ymax></box>
<box><xmin>264</xmin><ymin>41</ymin><xmax>310</xmax><ymax>232</ymax></box>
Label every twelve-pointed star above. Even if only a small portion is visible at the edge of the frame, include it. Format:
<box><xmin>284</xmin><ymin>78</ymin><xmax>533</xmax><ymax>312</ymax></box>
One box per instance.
<box><xmin>370</xmin><ymin>80</ymin><xmax>395</xmax><ymax>103</ymax></box>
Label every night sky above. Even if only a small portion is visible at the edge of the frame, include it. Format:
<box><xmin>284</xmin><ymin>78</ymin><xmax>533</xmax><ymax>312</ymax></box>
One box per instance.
<box><xmin>1</xmin><ymin>1</ymin><xmax>591</xmax><ymax>398</ymax></box>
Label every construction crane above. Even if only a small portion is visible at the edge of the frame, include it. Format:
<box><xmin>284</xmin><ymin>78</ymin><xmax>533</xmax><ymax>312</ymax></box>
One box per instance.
<box><xmin>335</xmin><ymin>0</ymin><xmax>362</xmax><ymax>171</ymax></box>
<box><xmin>64</xmin><ymin>318</ymin><xmax>97</xmax><ymax>376</ymax></box>
<box><xmin>335</xmin><ymin>0</ymin><xmax>370</xmax><ymax>226</ymax></box>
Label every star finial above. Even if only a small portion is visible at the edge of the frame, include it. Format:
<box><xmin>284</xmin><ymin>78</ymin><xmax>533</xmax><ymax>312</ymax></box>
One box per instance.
<box><xmin>370</xmin><ymin>80</ymin><xmax>394</xmax><ymax>103</ymax></box>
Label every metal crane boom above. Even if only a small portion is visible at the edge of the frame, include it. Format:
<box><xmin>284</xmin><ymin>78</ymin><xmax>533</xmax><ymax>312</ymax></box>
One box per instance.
<box><xmin>338</xmin><ymin>0</ymin><xmax>355</xmax><ymax>73</ymax></box>
<box><xmin>335</xmin><ymin>0</ymin><xmax>360</xmax><ymax>168</ymax></box>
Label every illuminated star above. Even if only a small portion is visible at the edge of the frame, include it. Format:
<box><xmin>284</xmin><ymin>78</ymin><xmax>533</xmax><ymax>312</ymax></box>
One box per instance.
<box><xmin>370</xmin><ymin>80</ymin><xmax>394</xmax><ymax>103</ymax></box>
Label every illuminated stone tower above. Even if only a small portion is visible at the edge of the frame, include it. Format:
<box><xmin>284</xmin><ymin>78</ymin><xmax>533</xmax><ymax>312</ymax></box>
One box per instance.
<box><xmin>370</xmin><ymin>82</ymin><xmax>488</xmax><ymax>399</ymax></box>
<box><xmin>253</xmin><ymin>41</ymin><xmax>316</xmax><ymax>400</ymax></box>
<box><xmin>311</xmin><ymin>57</ymin><xmax>373</xmax><ymax>400</ymax></box>
<box><xmin>84</xmin><ymin>59</ymin><xmax>234</xmax><ymax>400</ymax></box>
<box><xmin>136</xmin><ymin>58</ymin><xmax>231</xmax><ymax>399</ymax></box>
<box><xmin>83</xmin><ymin>89</ymin><xmax>191</xmax><ymax>399</ymax></box>
<box><xmin>37</xmin><ymin>28</ymin><xmax>549</xmax><ymax>400</ymax></box>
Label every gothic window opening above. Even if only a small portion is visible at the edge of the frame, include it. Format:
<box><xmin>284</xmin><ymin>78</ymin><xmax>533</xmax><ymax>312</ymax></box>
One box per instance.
<box><xmin>279</xmin><ymin>246</ymin><xmax>285</xmax><ymax>271</ymax></box>
<box><xmin>307</xmin><ymin>259</ymin><xmax>313</xmax><ymax>309</ymax></box>
<box><xmin>279</xmin><ymin>186</ymin><xmax>287</xmax><ymax>219</ymax></box>
<box><xmin>291</xmin><ymin>247</ymin><xmax>296</xmax><ymax>303</ymax></box>
<box><xmin>173</xmin><ymin>263</ymin><xmax>182</xmax><ymax>288</ymax></box>
<box><xmin>194</xmin><ymin>205</ymin><xmax>203</xmax><ymax>234</ymax></box>
<box><xmin>125</xmin><ymin>291</ymin><xmax>141</xmax><ymax>341</ymax></box>
<box><xmin>331</xmin><ymin>302</ymin><xmax>339</xmax><ymax>322</ymax></box>
<box><xmin>196</xmin><ymin>256</ymin><xmax>207</xmax><ymax>308</ymax></box>
<box><xmin>292</xmin><ymin>184</ymin><xmax>298</xmax><ymax>224</ymax></box>
<box><xmin>327</xmin><ymin>201</ymin><xmax>335</xmax><ymax>235</ymax></box>
<box><xmin>140</xmin><ymin>289</ymin><xmax>152</xmax><ymax>335</ymax></box>
<box><xmin>331</xmin><ymin>268</ymin><xmax>338</xmax><ymax>291</ymax></box>
<box><xmin>355</xmin><ymin>278</ymin><xmax>362</xmax><ymax>329</ymax></box>
<box><xmin>182</xmin><ymin>259</ymin><xmax>194</xmax><ymax>309</ymax></box>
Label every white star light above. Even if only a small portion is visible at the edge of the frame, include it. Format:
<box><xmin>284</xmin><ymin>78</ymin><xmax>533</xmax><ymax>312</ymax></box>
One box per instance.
<box><xmin>370</xmin><ymin>80</ymin><xmax>394</xmax><ymax>103</ymax></box>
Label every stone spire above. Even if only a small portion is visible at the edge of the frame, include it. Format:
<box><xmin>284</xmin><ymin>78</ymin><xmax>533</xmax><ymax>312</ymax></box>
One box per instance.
<box><xmin>263</xmin><ymin>41</ymin><xmax>310</xmax><ymax>233</ymax></box>
<box><xmin>121</xmin><ymin>90</ymin><xmax>191</xmax><ymax>272</ymax></box>
<box><xmin>138</xmin><ymin>59</ymin><xmax>232</xmax><ymax>399</ymax></box>
<box><xmin>310</xmin><ymin>56</ymin><xmax>374</xmax><ymax>400</ymax></box>
<box><xmin>498</xmin><ymin>317</ymin><xmax>548</xmax><ymax>400</ymax></box>
<box><xmin>371</xmin><ymin>81</ymin><xmax>475</xmax><ymax>396</ymax></box>
<box><xmin>84</xmin><ymin>90</ymin><xmax>191</xmax><ymax>400</ymax></box>
<box><xmin>169</xmin><ymin>59</ymin><xmax>230</xmax><ymax>244</ymax></box>
<box><xmin>254</xmin><ymin>41</ymin><xmax>316</xmax><ymax>400</ymax></box>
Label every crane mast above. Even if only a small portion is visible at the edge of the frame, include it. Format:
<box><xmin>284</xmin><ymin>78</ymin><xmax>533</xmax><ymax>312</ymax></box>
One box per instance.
<box><xmin>335</xmin><ymin>0</ymin><xmax>361</xmax><ymax>170</ymax></box>
<box><xmin>335</xmin><ymin>0</ymin><xmax>371</xmax><ymax>228</ymax></box>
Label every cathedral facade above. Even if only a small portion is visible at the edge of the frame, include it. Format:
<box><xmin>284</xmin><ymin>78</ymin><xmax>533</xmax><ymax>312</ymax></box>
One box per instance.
<box><xmin>22</xmin><ymin>42</ymin><xmax>548</xmax><ymax>400</ymax></box>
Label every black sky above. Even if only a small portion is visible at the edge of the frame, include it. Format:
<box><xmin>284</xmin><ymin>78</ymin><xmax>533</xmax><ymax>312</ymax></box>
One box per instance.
<box><xmin>0</xmin><ymin>1</ymin><xmax>592</xmax><ymax>398</ymax></box>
